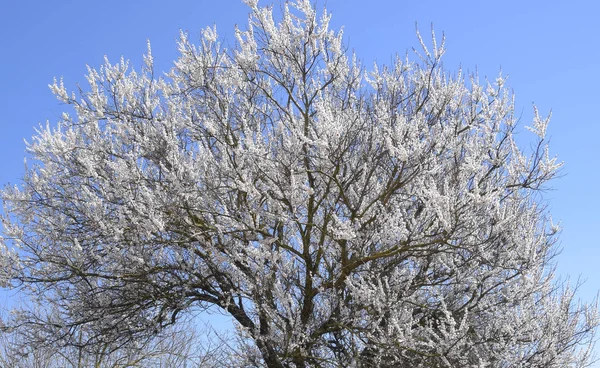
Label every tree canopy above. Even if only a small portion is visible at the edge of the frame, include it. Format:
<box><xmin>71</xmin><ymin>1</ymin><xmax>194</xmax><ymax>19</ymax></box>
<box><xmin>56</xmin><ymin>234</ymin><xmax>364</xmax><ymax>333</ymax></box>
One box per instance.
<box><xmin>1</xmin><ymin>0</ymin><xmax>597</xmax><ymax>366</ymax></box>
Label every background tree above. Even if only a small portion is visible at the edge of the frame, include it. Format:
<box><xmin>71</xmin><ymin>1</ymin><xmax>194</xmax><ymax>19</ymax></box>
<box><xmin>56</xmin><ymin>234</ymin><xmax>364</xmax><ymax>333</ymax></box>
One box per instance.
<box><xmin>0</xmin><ymin>0</ymin><xmax>597</xmax><ymax>366</ymax></box>
<box><xmin>0</xmin><ymin>315</ymin><xmax>232</xmax><ymax>367</ymax></box>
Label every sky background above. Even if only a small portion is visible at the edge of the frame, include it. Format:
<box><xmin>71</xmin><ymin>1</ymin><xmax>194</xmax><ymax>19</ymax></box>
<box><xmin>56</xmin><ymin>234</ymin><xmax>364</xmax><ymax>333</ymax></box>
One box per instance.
<box><xmin>1</xmin><ymin>0</ymin><xmax>599</xmax><ymax>363</ymax></box>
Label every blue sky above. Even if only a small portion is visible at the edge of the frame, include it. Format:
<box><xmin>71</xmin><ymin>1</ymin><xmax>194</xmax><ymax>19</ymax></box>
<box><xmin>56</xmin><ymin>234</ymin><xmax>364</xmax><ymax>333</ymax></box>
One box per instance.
<box><xmin>1</xmin><ymin>0</ymin><xmax>599</xmax><ymax>361</ymax></box>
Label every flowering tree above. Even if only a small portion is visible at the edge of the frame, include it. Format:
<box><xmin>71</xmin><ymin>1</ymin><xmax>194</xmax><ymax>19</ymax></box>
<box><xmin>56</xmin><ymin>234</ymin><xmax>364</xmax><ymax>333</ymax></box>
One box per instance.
<box><xmin>1</xmin><ymin>0</ymin><xmax>597</xmax><ymax>366</ymax></box>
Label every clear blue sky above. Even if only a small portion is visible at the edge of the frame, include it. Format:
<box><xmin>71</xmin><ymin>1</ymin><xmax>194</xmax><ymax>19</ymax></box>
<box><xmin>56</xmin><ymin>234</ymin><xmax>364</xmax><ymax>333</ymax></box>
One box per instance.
<box><xmin>1</xmin><ymin>0</ymin><xmax>599</xmax><ymax>362</ymax></box>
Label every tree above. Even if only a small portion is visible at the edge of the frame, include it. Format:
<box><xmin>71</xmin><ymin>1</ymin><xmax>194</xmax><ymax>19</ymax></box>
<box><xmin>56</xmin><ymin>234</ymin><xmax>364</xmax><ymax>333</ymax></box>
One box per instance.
<box><xmin>0</xmin><ymin>0</ymin><xmax>597</xmax><ymax>366</ymax></box>
<box><xmin>0</xmin><ymin>312</ymin><xmax>234</xmax><ymax>367</ymax></box>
